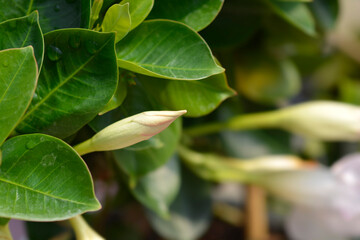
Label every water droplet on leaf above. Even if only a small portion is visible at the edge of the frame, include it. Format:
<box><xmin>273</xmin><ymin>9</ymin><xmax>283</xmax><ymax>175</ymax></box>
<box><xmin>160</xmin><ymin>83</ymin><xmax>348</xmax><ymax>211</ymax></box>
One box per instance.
<box><xmin>47</xmin><ymin>45</ymin><xmax>63</xmax><ymax>61</ymax></box>
<box><xmin>85</xmin><ymin>40</ymin><xmax>99</xmax><ymax>54</ymax></box>
<box><xmin>26</xmin><ymin>140</ymin><xmax>37</xmax><ymax>149</ymax></box>
<box><xmin>41</xmin><ymin>154</ymin><xmax>56</xmax><ymax>166</ymax></box>
<box><xmin>2</xmin><ymin>59</ymin><xmax>9</xmax><ymax>67</ymax></box>
<box><xmin>69</xmin><ymin>34</ymin><xmax>81</xmax><ymax>49</ymax></box>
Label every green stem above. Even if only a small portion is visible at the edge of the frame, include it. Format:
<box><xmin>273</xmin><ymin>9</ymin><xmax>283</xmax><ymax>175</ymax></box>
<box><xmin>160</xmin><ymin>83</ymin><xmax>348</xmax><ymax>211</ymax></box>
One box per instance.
<box><xmin>69</xmin><ymin>215</ymin><xmax>104</xmax><ymax>240</ymax></box>
<box><xmin>0</xmin><ymin>224</ymin><xmax>12</xmax><ymax>240</ymax></box>
<box><xmin>184</xmin><ymin>110</ymin><xmax>284</xmax><ymax>136</ymax></box>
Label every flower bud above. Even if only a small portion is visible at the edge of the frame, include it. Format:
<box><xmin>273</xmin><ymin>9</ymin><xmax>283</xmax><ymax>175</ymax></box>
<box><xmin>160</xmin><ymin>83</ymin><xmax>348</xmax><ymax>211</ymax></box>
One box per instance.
<box><xmin>278</xmin><ymin>101</ymin><xmax>360</xmax><ymax>141</ymax></box>
<box><xmin>75</xmin><ymin>110</ymin><xmax>186</xmax><ymax>155</ymax></box>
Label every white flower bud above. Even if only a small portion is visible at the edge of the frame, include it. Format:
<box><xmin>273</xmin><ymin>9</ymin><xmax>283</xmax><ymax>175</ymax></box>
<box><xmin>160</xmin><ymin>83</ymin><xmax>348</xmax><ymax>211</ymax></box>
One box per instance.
<box><xmin>279</xmin><ymin>101</ymin><xmax>360</xmax><ymax>141</ymax></box>
<box><xmin>75</xmin><ymin>110</ymin><xmax>186</xmax><ymax>155</ymax></box>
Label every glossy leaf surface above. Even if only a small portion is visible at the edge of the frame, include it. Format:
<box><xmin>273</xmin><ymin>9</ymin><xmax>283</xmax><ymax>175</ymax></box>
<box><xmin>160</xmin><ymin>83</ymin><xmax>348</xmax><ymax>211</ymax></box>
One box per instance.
<box><xmin>147</xmin><ymin>168</ymin><xmax>212</xmax><ymax>240</ymax></box>
<box><xmin>102</xmin><ymin>3</ymin><xmax>131</xmax><ymax>43</ymax></box>
<box><xmin>138</xmin><ymin>72</ymin><xmax>236</xmax><ymax>117</ymax></box>
<box><xmin>132</xmin><ymin>155</ymin><xmax>180</xmax><ymax>218</ymax></box>
<box><xmin>148</xmin><ymin>0</ymin><xmax>223</xmax><ymax>31</ymax></box>
<box><xmin>0</xmin><ymin>0</ymin><xmax>91</xmax><ymax>33</ymax></box>
<box><xmin>116</xmin><ymin>20</ymin><xmax>224</xmax><ymax>80</ymax></box>
<box><xmin>0</xmin><ymin>12</ymin><xmax>44</xmax><ymax>68</ymax></box>
<box><xmin>268</xmin><ymin>1</ymin><xmax>316</xmax><ymax>36</ymax></box>
<box><xmin>121</xmin><ymin>0</ymin><xmax>154</xmax><ymax>30</ymax></box>
<box><xmin>0</xmin><ymin>134</ymin><xmax>100</xmax><ymax>221</ymax></box>
<box><xmin>16</xmin><ymin>29</ymin><xmax>117</xmax><ymax>139</ymax></box>
<box><xmin>0</xmin><ymin>47</ymin><xmax>37</xmax><ymax>146</ymax></box>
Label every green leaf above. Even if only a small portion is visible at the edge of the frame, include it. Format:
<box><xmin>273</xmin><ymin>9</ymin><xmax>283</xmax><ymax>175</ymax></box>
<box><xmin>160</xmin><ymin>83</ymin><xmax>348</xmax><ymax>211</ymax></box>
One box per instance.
<box><xmin>0</xmin><ymin>47</ymin><xmax>38</xmax><ymax>146</ymax></box>
<box><xmin>235</xmin><ymin>55</ymin><xmax>301</xmax><ymax>105</ymax></box>
<box><xmin>0</xmin><ymin>218</ymin><xmax>9</xmax><ymax>226</ymax></box>
<box><xmin>102</xmin><ymin>3</ymin><xmax>131</xmax><ymax>43</ymax></box>
<box><xmin>120</xmin><ymin>0</ymin><xmax>154</xmax><ymax>30</ymax></box>
<box><xmin>0</xmin><ymin>134</ymin><xmax>100</xmax><ymax>221</ymax></box>
<box><xmin>99</xmin><ymin>75</ymin><xmax>127</xmax><ymax>115</ymax></box>
<box><xmin>0</xmin><ymin>12</ymin><xmax>44</xmax><ymax>68</ymax></box>
<box><xmin>137</xmin><ymin>72</ymin><xmax>236</xmax><ymax>117</ymax></box>
<box><xmin>268</xmin><ymin>1</ymin><xmax>316</xmax><ymax>36</ymax></box>
<box><xmin>147</xmin><ymin>0</ymin><xmax>223</xmax><ymax>31</ymax></box>
<box><xmin>132</xmin><ymin>155</ymin><xmax>181</xmax><ymax>218</ymax></box>
<box><xmin>116</xmin><ymin>20</ymin><xmax>224</xmax><ymax>80</ymax></box>
<box><xmin>147</xmin><ymin>168</ymin><xmax>212</xmax><ymax>240</ymax></box>
<box><xmin>309</xmin><ymin>0</ymin><xmax>338</xmax><ymax>31</ymax></box>
<box><xmin>0</xmin><ymin>0</ymin><xmax>91</xmax><ymax>33</ymax></box>
<box><xmin>16</xmin><ymin>29</ymin><xmax>118</xmax><ymax>139</ymax></box>
<box><xmin>200</xmin><ymin>0</ymin><xmax>264</xmax><ymax>49</ymax></box>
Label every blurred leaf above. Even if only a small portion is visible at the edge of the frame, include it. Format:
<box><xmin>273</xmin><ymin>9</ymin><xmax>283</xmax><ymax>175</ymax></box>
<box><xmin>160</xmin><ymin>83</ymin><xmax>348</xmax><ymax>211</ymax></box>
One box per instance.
<box><xmin>16</xmin><ymin>29</ymin><xmax>118</xmax><ymax>139</ymax></box>
<box><xmin>0</xmin><ymin>47</ymin><xmax>37</xmax><ymax>146</ymax></box>
<box><xmin>235</xmin><ymin>54</ymin><xmax>301</xmax><ymax>105</ymax></box>
<box><xmin>147</xmin><ymin>167</ymin><xmax>212</xmax><ymax>240</ymax></box>
<box><xmin>90</xmin><ymin>0</ymin><xmax>103</xmax><ymax>28</ymax></box>
<box><xmin>121</xmin><ymin>0</ymin><xmax>154</xmax><ymax>30</ymax></box>
<box><xmin>221</xmin><ymin>130</ymin><xmax>292</xmax><ymax>159</ymax></box>
<box><xmin>116</xmin><ymin>20</ymin><xmax>223</xmax><ymax>80</ymax></box>
<box><xmin>0</xmin><ymin>134</ymin><xmax>100</xmax><ymax>221</ymax></box>
<box><xmin>339</xmin><ymin>78</ymin><xmax>360</xmax><ymax>105</ymax></box>
<box><xmin>268</xmin><ymin>0</ymin><xmax>316</xmax><ymax>36</ymax></box>
<box><xmin>102</xmin><ymin>3</ymin><xmax>131</xmax><ymax>43</ymax></box>
<box><xmin>137</xmin><ymin>71</ymin><xmax>236</xmax><ymax>117</ymax></box>
<box><xmin>0</xmin><ymin>12</ymin><xmax>44</xmax><ymax>68</ymax></box>
<box><xmin>0</xmin><ymin>218</ymin><xmax>9</xmax><ymax>226</ymax></box>
<box><xmin>147</xmin><ymin>0</ymin><xmax>223</xmax><ymax>31</ymax></box>
<box><xmin>200</xmin><ymin>0</ymin><xmax>265</xmax><ymax>49</ymax></box>
<box><xmin>0</xmin><ymin>0</ymin><xmax>91</xmax><ymax>33</ymax></box>
<box><xmin>132</xmin><ymin>155</ymin><xmax>181</xmax><ymax>218</ymax></box>
<box><xmin>310</xmin><ymin>0</ymin><xmax>339</xmax><ymax>31</ymax></box>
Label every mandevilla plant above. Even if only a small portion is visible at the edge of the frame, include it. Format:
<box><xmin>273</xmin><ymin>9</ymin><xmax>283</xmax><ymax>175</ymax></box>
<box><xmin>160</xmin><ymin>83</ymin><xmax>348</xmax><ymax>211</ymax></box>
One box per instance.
<box><xmin>2</xmin><ymin>0</ymin><xmax>358</xmax><ymax>239</ymax></box>
<box><xmin>0</xmin><ymin>0</ymin><xmax>233</xmax><ymax>239</ymax></box>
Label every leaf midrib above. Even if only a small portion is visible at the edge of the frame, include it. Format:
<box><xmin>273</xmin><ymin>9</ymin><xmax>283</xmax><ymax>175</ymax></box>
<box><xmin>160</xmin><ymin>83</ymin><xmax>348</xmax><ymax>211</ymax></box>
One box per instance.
<box><xmin>0</xmin><ymin>177</ymin><xmax>95</xmax><ymax>207</ymax></box>
<box><xmin>21</xmin><ymin>37</ymin><xmax>112</xmax><ymax>121</ymax></box>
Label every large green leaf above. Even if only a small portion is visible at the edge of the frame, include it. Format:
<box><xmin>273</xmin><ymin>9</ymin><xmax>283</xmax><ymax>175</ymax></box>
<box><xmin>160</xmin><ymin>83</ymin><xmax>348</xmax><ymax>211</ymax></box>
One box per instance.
<box><xmin>16</xmin><ymin>29</ymin><xmax>117</xmax><ymax>139</ymax></box>
<box><xmin>102</xmin><ymin>3</ymin><xmax>131</xmax><ymax>43</ymax></box>
<box><xmin>0</xmin><ymin>0</ymin><xmax>91</xmax><ymax>33</ymax></box>
<box><xmin>0</xmin><ymin>134</ymin><xmax>100</xmax><ymax>221</ymax></box>
<box><xmin>0</xmin><ymin>12</ymin><xmax>44</xmax><ymax>68</ymax></box>
<box><xmin>268</xmin><ymin>0</ymin><xmax>316</xmax><ymax>36</ymax></box>
<box><xmin>116</xmin><ymin>20</ymin><xmax>224</xmax><ymax>80</ymax></box>
<box><xmin>0</xmin><ymin>47</ymin><xmax>37</xmax><ymax>146</ymax></box>
<box><xmin>310</xmin><ymin>0</ymin><xmax>338</xmax><ymax>31</ymax></box>
<box><xmin>147</xmin><ymin>0</ymin><xmax>223</xmax><ymax>31</ymax></box>
<box><xmin>121</xmin><ymin>0</ymin><xmax>154</xmax><ymax>30</ymax></box>
<box><xmin>132</xmin><ymin>155</ymin><xmax>181</xmax><ymax>218</ymax></box>
<box><xmin>137</xmin><ymin>72</ymin><xmax>236</xmax><ymax>117</ymax></box>
<box><xmin>147</xmin><ymin>168</ymin><xmax>212</xmax><ymax>240</ymax></box>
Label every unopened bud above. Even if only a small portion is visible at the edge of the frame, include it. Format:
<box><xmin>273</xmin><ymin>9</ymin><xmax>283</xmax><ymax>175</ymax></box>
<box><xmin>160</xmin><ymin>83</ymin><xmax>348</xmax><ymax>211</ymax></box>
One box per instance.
<box><xmin>279</xmin><ymin>101</ymin><xmax>360</xmax><ymax>141</ymax></box>
<box><xmin>75</xmin><ymin>110</ymin><xmax>186</xmax><ymax>155</ymax></box>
